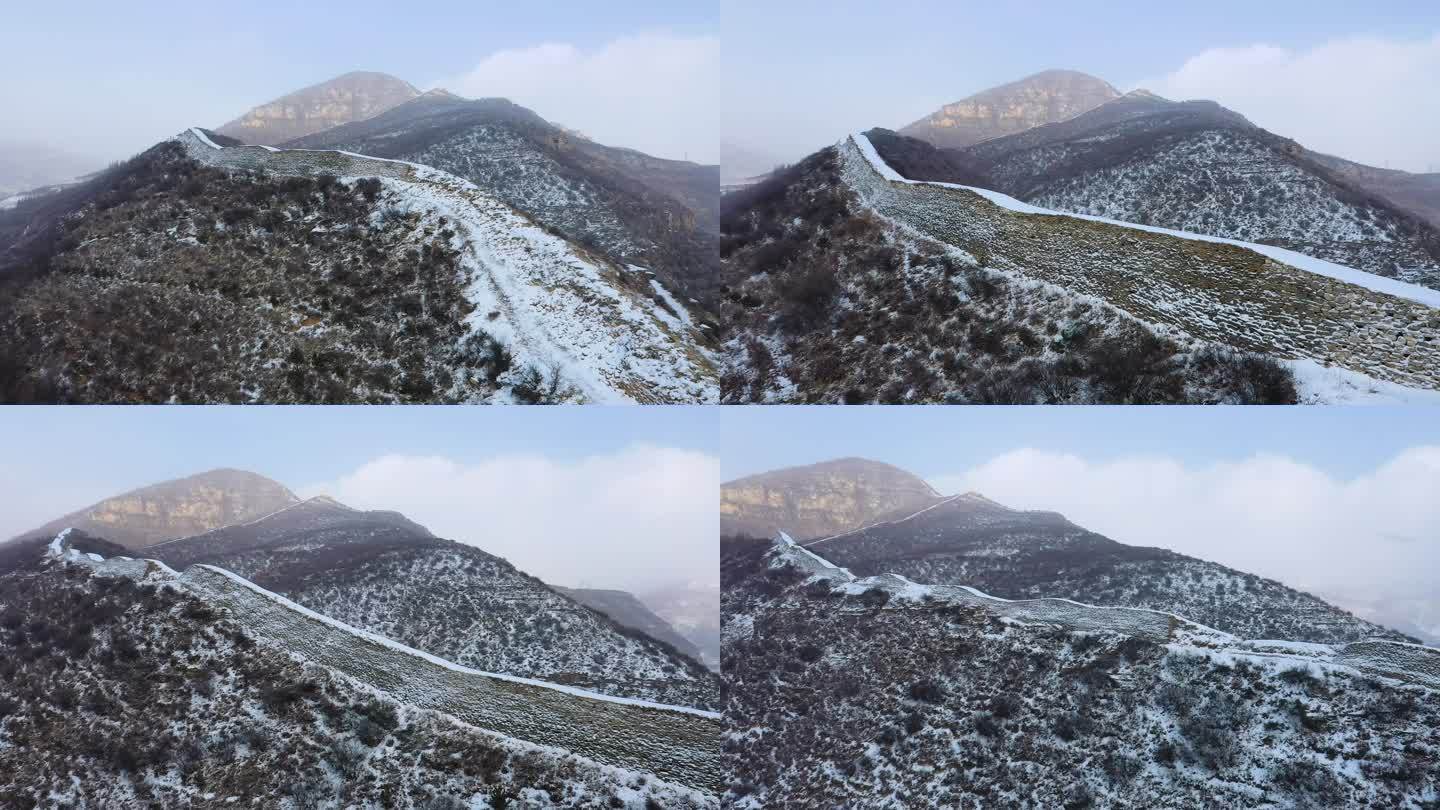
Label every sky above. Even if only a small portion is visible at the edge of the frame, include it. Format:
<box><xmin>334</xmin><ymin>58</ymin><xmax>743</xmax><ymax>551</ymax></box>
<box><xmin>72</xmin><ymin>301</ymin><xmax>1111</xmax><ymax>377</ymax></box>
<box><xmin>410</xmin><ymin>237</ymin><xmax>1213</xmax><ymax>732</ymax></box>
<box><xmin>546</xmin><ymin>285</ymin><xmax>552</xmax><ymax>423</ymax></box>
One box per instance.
<box><xmin>719</xmin><ymin>407</ymin><xmax>1440</xmax><ymax>595</ymax></box>
<box><xmin>0</xmin><ymin>1</ymin><xmax>716</xmax><ymax>165</ymax></box>
<box><xmin>724</xmin><ymin>0</ymin><xmax>1440</xmax><ymax>172</ymax></box>
<box><xmin>0</xmin><ymin>406</ymin><xmax>718</xmax><ymax>593</ymax></box>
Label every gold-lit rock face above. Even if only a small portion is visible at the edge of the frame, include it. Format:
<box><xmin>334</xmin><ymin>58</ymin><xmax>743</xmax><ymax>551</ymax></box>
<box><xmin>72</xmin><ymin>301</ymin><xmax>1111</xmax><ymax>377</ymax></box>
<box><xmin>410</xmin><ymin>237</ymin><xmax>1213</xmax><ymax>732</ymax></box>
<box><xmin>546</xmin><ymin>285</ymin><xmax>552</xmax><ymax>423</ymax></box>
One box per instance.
<box><xmin>20</xmin><ymin>469</ymin><xmax>298</xmax><ymax>550</ymax></box>
<box><xmin>215</xmin><ymin>71</ymin><xmax>420</xmax><ymax>145</ymax></box>
<box><xmin>721</xmin><ymin>458</ymin><xmax>942</xmax><ymax>541</ymax></box>
<box><xmin>901</xmin><ymin>70</ymin><xmax>1120</xmax><ymax>149</ymax></box>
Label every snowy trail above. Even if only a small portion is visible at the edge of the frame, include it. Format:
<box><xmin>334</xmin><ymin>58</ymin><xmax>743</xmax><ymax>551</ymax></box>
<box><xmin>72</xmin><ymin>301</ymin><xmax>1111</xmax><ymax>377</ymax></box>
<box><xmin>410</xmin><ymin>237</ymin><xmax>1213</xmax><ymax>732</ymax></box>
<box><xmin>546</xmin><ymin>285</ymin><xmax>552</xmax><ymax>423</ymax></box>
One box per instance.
<box><xmin>176</xmin><ymin>129</ymin><xmax>716</xmax><ymax>404</ymax></box>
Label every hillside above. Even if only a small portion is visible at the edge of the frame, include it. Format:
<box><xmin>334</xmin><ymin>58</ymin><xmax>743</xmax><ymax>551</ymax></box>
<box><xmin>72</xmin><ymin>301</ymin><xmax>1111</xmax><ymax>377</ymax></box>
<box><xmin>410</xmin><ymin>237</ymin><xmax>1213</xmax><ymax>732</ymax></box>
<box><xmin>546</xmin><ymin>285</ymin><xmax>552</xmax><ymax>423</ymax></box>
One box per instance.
<box><xmin>560</xmin><ymin>587</ymin><xmax>706</xmax><ymax>664</ymax></box>
<box><xmin>939</xmin><ymin>93</ymin><xmax>1440</xmax><ymax>288</ymax></box>
<box><xmin>720</xmin><ymin>457</ymin><xmax>941</xmax><ymax>540</ymax></box>
<box><xmin>721</xmin><ymin>535</ymin><xmax>1440</xmax><ymax>808</ymax></box>
<box><xmin>717</xmin><ymin>142</ymin><xmax>1309</xmax><ymax>404</ymax></box>
<box><xmin>215</xmin><ymin>71</ymin><xmax>421</xmax><ymax>145</ymax></box>
<box><xmin>899</xmin><ymin>70</ymin><xmax>1120</xmax><ymax>150</ymax></box>
<box><xmin>149</xmin><ymin>497</ymin><xmax>722</xmax><ymax>710</ymax></box>
<box><xmin>283</xmin><ymin>92</ymin><xmax>722</xmax><ymax>307</ymax></box>
<box><xmin>801</xmin><ymin>491</ymin><xmax>1410</xmax><ymax>645</ymax></box>
<box><xmin>715</xmin><ymin>131</ymin><xmax>1440</xmax><ymax>403</ymax></box>
<box><xmin>9</xmin><ymin>468</ymin><xmax>298</xmax><ymax>550</ymax></box>
<box><xmin>0</xmin><ymin>129</ymin><xmax>716</xmax><ymax>404</ymax></box>
<box><xmin>0</xmin><ymin>530</ymin><xmax>718</xmax><ymax>807</ymax></box>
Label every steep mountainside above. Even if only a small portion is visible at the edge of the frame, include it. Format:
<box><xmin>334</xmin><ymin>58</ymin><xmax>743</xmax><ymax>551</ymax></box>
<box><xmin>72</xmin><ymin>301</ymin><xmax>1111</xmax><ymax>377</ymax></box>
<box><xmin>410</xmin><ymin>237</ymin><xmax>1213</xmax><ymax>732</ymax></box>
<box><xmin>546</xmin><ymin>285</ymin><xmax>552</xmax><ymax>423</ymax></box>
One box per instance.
<box><xmin>717</xmin><ymin>144</ymin><xmax>1305</xmax><ymax>404</ymax></box>
<box><xmin>283</xmin><ymin>93</ymin><xmax>721</xmax><ymax>307</ymax></box>
<box><xmin>641</xmin><ymin>582</ymin><xmax>722</xmax><ymax>670</ymax></box>
<box><xmin>718</xmin><ymin>131</ymin><xmax>1440</xmax><ymax>403</ymax></box>
<box><xmin>720</xmin><ymin>458</ymin><xmax>941</xmax><ymax>540</ymax></box>
<box><xmin>803</xmin><ymin>490</ymin><xmax>1409</xmax><ymax>645</ymax></box>
<box><xmin>0</xmin><ymin>130</ymin><xmax>716</xmax><ymax>404</ymax></box>
<box><xmin>721</xmin><ymin>536</ymin><xmax>1440</xmax><ymax>809</ymax></box>
<box><xmin>9</xmin><ymin>468</ymin><xmax>297</xmax><ymax>550</ymax></box>
<box><xmin>946</xmin><ymin>93</ymin><xmax>1440</xmax><ymax>287</ymax></box>
<box><xmin>215</xmin><ymin>71</ymin><xmax>420</xmax><ymax>145</ymax></box>
<box><xmin>1307</xmin><ymin>150</ymin><xmax>1440</xmax><ymax>231</ymax></box>
<box><xmin>560</xmin><ymin>587</ymin><xmax>705</xmax><ymax>664</ymax></box>
<box><xmin>0</xmin><ymin>531</ymin><xmax>717</xmax><ymax>807</ymax></box>
<box><xmin>149</xmin><ymin>498</ymin><xmax>721</xmax><ymax>710</ymax></box>
<box><xmin>899</xmin><ymin>70</ymin><xmax>1120</xmax><ymax>150</ymax></box>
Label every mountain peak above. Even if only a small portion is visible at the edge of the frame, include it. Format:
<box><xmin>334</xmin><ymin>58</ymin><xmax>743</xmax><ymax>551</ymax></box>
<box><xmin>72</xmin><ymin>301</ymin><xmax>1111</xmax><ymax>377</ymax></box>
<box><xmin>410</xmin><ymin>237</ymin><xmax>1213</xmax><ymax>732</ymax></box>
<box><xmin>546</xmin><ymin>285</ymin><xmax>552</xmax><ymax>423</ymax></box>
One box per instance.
<box><xmin>900</xmin><ymin>69</ymin><xmax>1121</xmax><ymax>149</ymax></box>
<box><xmin>215</xmin><ymin>71</ymin><xmax>421</xmax><ymax>145</ymax></box>
<box><xmin>721</xmin><ymin>457</ymin><xmax>944</xmax><ymax>540</ymax></box>
<box><xmin>12</xmin><ymin>468</ymin><xmax>299</xmax><ymax>550</ymax></box>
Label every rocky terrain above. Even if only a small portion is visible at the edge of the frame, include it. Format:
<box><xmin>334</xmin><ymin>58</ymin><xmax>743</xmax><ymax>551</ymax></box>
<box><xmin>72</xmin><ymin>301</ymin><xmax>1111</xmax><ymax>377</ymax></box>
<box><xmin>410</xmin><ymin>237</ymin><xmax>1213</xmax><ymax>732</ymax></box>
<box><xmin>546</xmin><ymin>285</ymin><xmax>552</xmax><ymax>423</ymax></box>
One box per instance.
<box><xmin>0</xmin><ymin>530</ymin><xmax>718</xmax><ymax>808</ymax></box>
<box><xmin>800</xmin><ymin>487</ymin><xmax>1410</xmax><ymax>645</ymax></box>
<box><xmin>927</xmin><ymin>91</ymin><xmax>1440</xmax><ymax>288</ymax></box>
<box><xmin>720</xmin><ymin>458</ymin><xmax>941</xmax><ymax>540</ymax></box>
<box><xmin>216</xmin><ymin>71</ymin><xmax>421</xmax><ymax>145</ymax></box>
<box><xmin>147</xmin><ymin>496</ymin><xmax>722</xmax><ymax>710</ymax></box>
<box><xmin>722</xmin><ymin>535</ymin><xmax>1440</xmax><ymax>808</ymax></box>
<box><xmin>283</xmin><ymin>92</ymin><xmax>722</xmax><ymax>308</ymax></box>
<box><xmin>899</xmin><ymin>70</ymin><xmax>1120</xmax><ymax>150</ymax></box>
<box><xmin>9</xmin><ymin>468</ymin><xmax>298</xmax><ymax>550</ymax></box>
<box><xmin>717</xmin><ymin>142</ymin><xmax>1305</xmax><ymax>404</ymax></box>
<box><xmin>0</xmin><ymin>128</ymin><xmax>716</xmax><ymax>404</ymax></box>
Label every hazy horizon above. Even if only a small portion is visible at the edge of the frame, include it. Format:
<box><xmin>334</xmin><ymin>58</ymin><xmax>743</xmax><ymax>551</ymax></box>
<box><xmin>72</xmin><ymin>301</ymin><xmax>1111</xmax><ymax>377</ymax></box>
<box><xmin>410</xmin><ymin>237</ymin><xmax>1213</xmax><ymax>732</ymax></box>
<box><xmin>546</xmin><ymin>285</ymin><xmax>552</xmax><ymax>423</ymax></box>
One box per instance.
<box><xmin>720</xmin><ymin>407</ymin><xmax>1440</xmax><ymax>599</ymax></box>
<box><xmin>0</xmin><ymin>407</ymin><xmax>719</xmax><ymax>595</ymax></box>
<box><xmin>724</xmin><ymin>1</ymin><xmax>1440</xmax><ymax>172</ymax></box>
<box><xmin>0</xmin><ymin>1</ymin><xmax>717</xmax><ymax>169</ymax></box>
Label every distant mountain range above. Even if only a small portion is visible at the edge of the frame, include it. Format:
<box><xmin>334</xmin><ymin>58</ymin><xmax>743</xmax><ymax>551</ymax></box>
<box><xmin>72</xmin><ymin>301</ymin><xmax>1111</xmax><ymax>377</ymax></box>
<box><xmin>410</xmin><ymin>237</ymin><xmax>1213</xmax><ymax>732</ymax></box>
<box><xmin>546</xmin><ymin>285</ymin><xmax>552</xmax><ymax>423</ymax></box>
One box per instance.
<box><xmin>900</xmin><ymin>69</ymin><xmax>1122</xmax><ymax>150</ymax></box>
<box><xmin>722</xmin><ymin>458</ymin><xmax>1411</xmax><ymax>644</ymax></box>
<box><xmin>0</xmin><ymin>140</ymin><xmax>97</xmax><ymax>199</ymax></box>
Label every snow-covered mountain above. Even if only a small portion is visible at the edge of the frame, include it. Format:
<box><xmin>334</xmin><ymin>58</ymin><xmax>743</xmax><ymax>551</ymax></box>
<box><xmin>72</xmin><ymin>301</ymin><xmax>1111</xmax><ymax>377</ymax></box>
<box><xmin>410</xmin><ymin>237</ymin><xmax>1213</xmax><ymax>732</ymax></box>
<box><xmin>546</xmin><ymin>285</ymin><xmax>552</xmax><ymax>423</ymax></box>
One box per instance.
<box><xmin>639</xmin><ymin>581</ymin><xmax>722</xmax><ymax>671</ymax></box>
<box><xmin>937</xmin><ymin>92</ymin><xmax>1440</xmax><ymax>288</ymax></box>
<box><xmin>721</xmin><ymin>534</ymin><xmax>1439</xmax><ymax>808</ymax></box>
<box><xmin>0</xmin><ymin>530</ymin><xmax>719</xmax><ymax>807</ymax></box>
<box><xmin>899</xmin><ymin>70</ymin><xmax>1121</xmax><ymax>150</ymax></box>
<box><xmin>716</xmin><ymin>131</ymin><xmax>1440</xmax><ymax>404</ymax></box>
<box><xmin>148</xmin><ymin>496</ymin><xmax>721</xmax><ymax>710</ymax></box>
<box><xmin>216</xmin><ymin>71</ymin><xmax>422</xmax><ymax>146</ymax></box>
<box><xmin>283</xmin><ymin>92</ymin><xmax>721</xmax><ymax>308</ymax></box>
<box><xmin>0</xmin><ymin>128</ymin><xmax>716</xmax><ymax>403</ymax></box>
<box><xmin>722</xmin><ymin>458</ymin><xmax>1412</xmax><ymax>644</ymax></box>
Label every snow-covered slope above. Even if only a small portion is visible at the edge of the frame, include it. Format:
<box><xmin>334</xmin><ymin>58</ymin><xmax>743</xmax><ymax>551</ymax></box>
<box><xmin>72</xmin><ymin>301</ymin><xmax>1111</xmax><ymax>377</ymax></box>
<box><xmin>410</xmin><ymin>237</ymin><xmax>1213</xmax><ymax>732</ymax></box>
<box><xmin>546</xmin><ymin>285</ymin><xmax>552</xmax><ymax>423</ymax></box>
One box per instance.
<box><xmin>178</xmin><ymin>129</ymin><xmax>716</xmax><ymax>404</ymax></box>
<box><xmin>844</xmin><ymin>132</ymin><xmax>1440</xmax><ymax>398</ymax></box>
<box><xmin>44</xmin><ymin>531</ymin><xmax>721</xmax><ymax>795</ymax></box>
<box><xmin>721</xmin><ymin>534</ymin><xmax>1439</xmax><ymax>808</ymax></box>
<box><xmin>150</xmin><ymin>496</ymin><xmax>721</xmax><ymax>711</ymax></box>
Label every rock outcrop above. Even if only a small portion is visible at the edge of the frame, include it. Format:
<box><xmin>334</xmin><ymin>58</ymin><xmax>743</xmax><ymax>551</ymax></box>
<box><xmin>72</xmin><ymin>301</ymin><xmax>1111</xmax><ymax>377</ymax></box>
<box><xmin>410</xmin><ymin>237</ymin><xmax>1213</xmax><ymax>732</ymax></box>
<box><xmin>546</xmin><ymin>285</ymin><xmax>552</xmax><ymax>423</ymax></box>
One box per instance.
<box><xmin>720</xmin><ymin>457</ymin><xmax>942</xmax><ymax>541</ymax></box>
<box><xmin>900</xmin><ymin>69</ymin><xmax>1120</xmax><ymax>149</ymax></box>
<box><xmin>216</xmin><ymin>71</ymin><xmax>420</xmax><ymax>145</ymax></box>
<box><xmin>11</xmin><ymin>468</ymin><xmax>298</xmax><ymax>550</ymax></box>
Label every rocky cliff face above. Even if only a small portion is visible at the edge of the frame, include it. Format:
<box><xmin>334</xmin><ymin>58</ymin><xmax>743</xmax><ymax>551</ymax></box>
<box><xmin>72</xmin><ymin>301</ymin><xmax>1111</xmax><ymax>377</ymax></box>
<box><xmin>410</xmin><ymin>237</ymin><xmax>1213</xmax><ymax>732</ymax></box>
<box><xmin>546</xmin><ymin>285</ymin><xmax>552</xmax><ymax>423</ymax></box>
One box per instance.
<box><xmin>215</xmin><ymin>71</ymin><xmax>420</xmax><ymax>145</ymax></box>
<box><xmin>13</xmin><ymin>468</ymin><xmax>298</xmax><ymax>550</ymax></box>
<box><xmin>900</xmin><ymin>69</ymin><xmax>1120</xmax><ymax>149</ymax></box>
<box><xmin>720</xmin><ymin>457</ymin><xmax>942</xmax><ymax>541</ymax></box>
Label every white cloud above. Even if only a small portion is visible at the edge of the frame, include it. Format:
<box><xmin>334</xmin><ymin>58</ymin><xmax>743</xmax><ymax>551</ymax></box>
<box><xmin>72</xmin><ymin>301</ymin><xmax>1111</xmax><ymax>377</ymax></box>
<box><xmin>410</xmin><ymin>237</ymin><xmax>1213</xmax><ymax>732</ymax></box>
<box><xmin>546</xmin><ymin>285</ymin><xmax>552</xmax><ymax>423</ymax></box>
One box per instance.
<box><xmin>435</xmin><ymin>33</ymin><xmax>718</xmax><ymax>163</ymax></box>
<box><xmin>299</xmin><ymin>445</ymin><xmax>718</xmax><ymax>593</ymax></box>
<box><xmin>1138</xmin><ymin>34</ymin><xmax>1440</xmax><ymax>172</ymax></box>
<box><xmin>929</xmin><ymin>447</ymin><xmax>1440</xmax><ymax>593</ymax></box>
